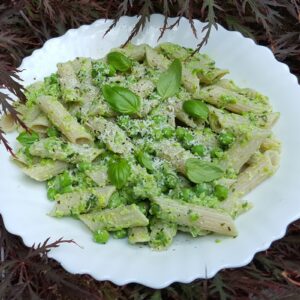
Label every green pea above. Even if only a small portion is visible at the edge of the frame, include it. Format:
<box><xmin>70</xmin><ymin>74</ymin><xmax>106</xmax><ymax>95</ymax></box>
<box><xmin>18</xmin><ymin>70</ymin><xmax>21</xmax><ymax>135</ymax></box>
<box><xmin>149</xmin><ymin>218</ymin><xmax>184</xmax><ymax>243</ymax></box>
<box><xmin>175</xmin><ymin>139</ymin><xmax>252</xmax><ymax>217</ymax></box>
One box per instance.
<box><xmin>195</xmin><ymin>183</ymin><xmax>212</xmax><ymax>196</ymax></box>
<box><xmin>153</xmin><ymin>129</ymin><xmax>164</xmax><ymax>140</ymax></box>
<box><xmin>189</xmin><ymin>213</ymin><xmax>199</xmax><ymax>222</ymax></box>
<box><xmin>182</xmin><ymin>133</ymin><xmax>194</xmax><ymax>148</ymax></box>
<box><xmin>113</xmin><ymin>229</ymin><xmax>127</xmax><ymax>239</ymax></box>
<box><xmin>77</xmin><ymin>162</ymin><xmax>92</xmax><ymax>172</ymax></box>
<box><xmin>182</xmin><ymin>188</ymin><xmax>194</xmax><ymax>201</ymax></box>
<box><xmin>58</xmin><ymin>172</ymin><xmax>72</xmax><ymax>188</ymax></box>
<box><xmin>175</xmin><ymin>127</ymin><xmax>187</xmax><ymax>139</ymax></box>
<box><xmin>165</xmin><ymin>174</ymin><xmax>178</xmax><ymax>189</ymax></box>
<box><xmin>93</xmin><ymin>229</ymin><xmax>110</xmax><ymax>244</ymax></box>
<box><xmin>150</xmin><ymin>203</ymin><xmax>160</xmax><ymax>215</ymax></box>
<box><xmin>162</xmin><ymin>127</ymin><xmax>174</xmax><ymax>138</ymax></box>
<box><xmin>47</xmin><ymin>188</ymin><xmax>57</xmax><ymax>200</ymax></box>
<box><xmin>215</xmin><ymin>185</ymin><xmax>229</xmax><ymax>201</ymax></box>
<box><xmin>137</xmin><ymin>202</ymin><xmax>149</xmax><ymax>215</ymax></box>
<box><xmin>152</xmin><ymin>115</ymin><xmax>165</xmax><ymax>124</ymax></box>
<box><xmin>47</xmin><ymin>127</ymin><xmax>60</xmax><ymax>137</ymax></box>
<box><xmin>219</xmin><ymin>132</ymin><xmax>235</xmax><ymax>147</ymax></box>
<box><xmin>191</xmin><ymin>145</ymin><xmax>205</xmax><ymax>156</ymax></box>
<box><xmin>95</xmin><ymin>140</ymin><xmax>105</xmax><ymax>149</ymax></box>
<box><xmin>108</xmin><ymin>192</ymin><xmax>126</xmax><ymax>208</ymax></box>
<box><xmin>211</xmin><ymin>148</ymin><xmax>224</xmax><ymax>159</ymax></box>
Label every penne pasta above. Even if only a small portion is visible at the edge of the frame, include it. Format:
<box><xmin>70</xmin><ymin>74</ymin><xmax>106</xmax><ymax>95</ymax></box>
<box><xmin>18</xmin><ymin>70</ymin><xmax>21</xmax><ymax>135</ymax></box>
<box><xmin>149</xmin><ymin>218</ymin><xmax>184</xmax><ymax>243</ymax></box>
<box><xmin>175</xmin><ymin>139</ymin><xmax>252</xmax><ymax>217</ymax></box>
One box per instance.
<box><xmin>87</xmin><ymin>116</ymin><xmax>133</xmax><ymax>155</ymax></box>
<box><xmin>149</xmin><ymin>219</ymin><xmax>177</xmax><ymax>250</ymax></box>
<box><xmin>153</xmin><ymin>196</ymin><xmax>237</xmax><ymax>236</ymax></box>
<box><xmin>36</xmin><ymin>95</ymin><xmax>93</xmax><ymax>144</ymax></box>
<box><xmin>20</xmin><ymin>160</ymin><xmax>68</xmax><ymax>181</ymax></box>
<box><xmin>29</xmin><ymin>137</ymin><xmax>102</xmax><ymax>163</ymax></box>
<box><xmin>79</xmin><ymin>204</ymin><xmax>149</xmax><ymax>231</ymax></box>
<box><xmin>219</xmin><ymin>129</ymin><xmax>271</xmax><ymax>172</ymax></box>
<box><xmin>128</xmin><ymin>226</ymin><xmax>150</xmax><ymax>244</ymax></box>
<box><xmin>57</xmin><ymin>61</ymin><xmax>81</xmax><ymax>103</ymax></box>
<box><xmin>50</xmin><ymin>185</ymin><xmax>116</xmax><ymax>217</ymax></box>
<box><xmin>221</xmin><ymin>150</ymin><xmax>280</xmax><ymax>216</ymax></box>
<box><xmin>8</xmin><ymin>42</ymin><xmax>280</xmax><ymax>249</ymax></box>
<box><xmin>195</xmin><ymin>85</ymin><xmax>271</xmax><ymax>114</ymax></box>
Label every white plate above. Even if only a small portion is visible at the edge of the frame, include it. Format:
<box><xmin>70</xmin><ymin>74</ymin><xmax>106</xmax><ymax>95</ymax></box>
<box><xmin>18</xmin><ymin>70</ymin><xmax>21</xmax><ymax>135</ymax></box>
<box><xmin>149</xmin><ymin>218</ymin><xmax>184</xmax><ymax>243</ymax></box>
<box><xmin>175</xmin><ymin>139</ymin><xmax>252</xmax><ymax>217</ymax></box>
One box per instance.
<box><xmin>1</xmin><ymin>14</ymin><xmax>300</xmax><ymax>288</ymax></box>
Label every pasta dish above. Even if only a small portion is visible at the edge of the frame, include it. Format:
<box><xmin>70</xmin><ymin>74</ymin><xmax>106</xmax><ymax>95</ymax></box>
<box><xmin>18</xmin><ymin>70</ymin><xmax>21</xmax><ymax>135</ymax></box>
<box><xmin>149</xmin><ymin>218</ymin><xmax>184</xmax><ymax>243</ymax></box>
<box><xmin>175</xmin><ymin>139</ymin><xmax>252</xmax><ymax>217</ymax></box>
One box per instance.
<box><xmin>0</xmin><ymin>43</ymin><xmax>281</xmax><ymax>250</ymax></box>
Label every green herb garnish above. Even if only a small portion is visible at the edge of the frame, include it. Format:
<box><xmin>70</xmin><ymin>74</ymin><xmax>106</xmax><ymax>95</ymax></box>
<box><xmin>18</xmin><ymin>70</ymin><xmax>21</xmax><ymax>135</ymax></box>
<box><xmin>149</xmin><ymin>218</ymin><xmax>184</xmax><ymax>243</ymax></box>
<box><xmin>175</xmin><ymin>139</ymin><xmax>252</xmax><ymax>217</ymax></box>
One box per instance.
<box><xmin>182</xmin><ymin>100</ymin><xmax>209</xmax><ymax>120</ymax></box>
<box><xmin>107</xmin><ymin>52</ymin><xmax>132</xmax><ymax>72</ymax></box>
<box><xmin>108</xmin><ymin>158</ymin><xmax>131</xmax><ymax>188</ymax></box>
<box><xmin>102</xmin><ymin>85</ymin><xmax>141</xmax><ymax>114</ymax></box>
<box><xmin>185</xmin><ymin>158</ymin><xmax>224</xmax><ymax>183</ymax></box>
<box><xmin>157</xmin><ymin>59</ymin><xmax>182</xmax><ymax>99</ymax></box>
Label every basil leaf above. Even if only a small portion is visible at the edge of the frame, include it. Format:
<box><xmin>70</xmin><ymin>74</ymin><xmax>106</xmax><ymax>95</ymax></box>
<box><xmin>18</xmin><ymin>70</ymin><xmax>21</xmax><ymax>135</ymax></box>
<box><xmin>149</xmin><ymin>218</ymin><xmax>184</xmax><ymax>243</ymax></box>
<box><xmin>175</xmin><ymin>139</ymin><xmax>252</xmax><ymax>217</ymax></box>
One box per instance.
<box><xmin>182</xmin><ymin>100</ymin><xmax>209</xmax><ymax>120</ymax></box>
<box><xmin>17</xmin><ymin>131</ymin><xmax>39</xmax><ymax>146</ymax></box>
<box><xmin>157</xmin><ymin>59</ymin><xmax>182</xmax><ymax>99</ymax></box>
<box><xmin>185</xmin><ymin>158</ymin><xmax>223</xmax><ymax>183</ymax></box>
<box><xmin>107</xmin><ymin>52</ymin><xmax>132</xmax><ymax>72</ymax></box>
<box><xmin>102</xmin><ymin>85</ymin><xmax>141</xmax><ymax>114</ymax></box>
<box><xmin>108</xmin><ymin>158</ymin><xmax>131</xmax><ymax>189</ymax></box>
<box><xmin>137</xmin><ymin>152</ymin><xmax>154</xmax><ymax>171</ymax></box>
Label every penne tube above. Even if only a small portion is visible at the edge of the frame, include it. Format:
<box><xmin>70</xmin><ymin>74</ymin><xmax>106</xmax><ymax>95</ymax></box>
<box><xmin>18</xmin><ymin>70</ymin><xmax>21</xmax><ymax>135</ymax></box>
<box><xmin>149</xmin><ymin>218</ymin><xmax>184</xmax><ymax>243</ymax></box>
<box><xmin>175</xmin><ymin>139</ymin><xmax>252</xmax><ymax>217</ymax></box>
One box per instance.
<box><xmin>36</xmin><ymin>95</ymin><xmax>93</xmax><ymax>144</ymax></box>
<box><xmin>208</xmin><ymin>105</ymin><xmax>249</xmax><ymax>133</ymax></box>
<box><xmin>178</xmin><ymin>225</ymin><xmax>210</xmax><ymax>237</ymax></box>
<box><xmin>260</xmin><ymin>136</ymin><xmax>281</xmax><ymax>152</ymax></box>
<box><xmin>57</xmin><ymin>61</ymin><xmax>81</xmax><ymax>103</ymax></box>
<box><xmin>221</xmin><ymin>150</ymin><xmax>280</xmax><ymax>215</ymax></box>
<box><xmin>71</xmin><ymin>57</ymin><xmax>99</xmax><ymax>104</ymax></box>
<box><xmin>128</xmin><ymin>226</ymin><xmax>150</xmax><ymax>244</ymax></box>
<box><xmin>112</xmin><ymin>43</ymin><xmax>147</xmax><ymax>61</ymax></box>
<box><xmin>219</xmin><ymin>129</ymin><xmax>271</xmax><ymax>172</ymax></box>
<box><xmin>215</xmin><ymin>79</ymin><xmax>270</xmax><ymax>106</ymax></box>
<box><xmin>209</xmin><ymin>105</ymin><xmax>279</xmax><ymax>134</ymax></box>
<box><xmin>154</xmin><ymin>140</ymin><xmax>195</xmax><ymax>174</ymax></box>
<box><xmin>145</xmin><ymin>46</ymin><xmax>169</xmax><ymax>70</ymax></box>
<box><xmin>50</xmin><ymin>186</ymin><xmax>116</xmax><ymax>217</ymax></box>
<box><xmin>29</xmin><ymin>137</ymin><xmax>102</xmax><ymax>163</ymax></box>
<box><xmin>87</xmin><ymin>116</ymin><xmax>133</xmax><ymax>155</ymax></box>
<box><xmin>23</xmin><ymin>105</ymin><xmax>41</xmax><ymax>124</ymax></box>
<box><xmin>79</xmin><ymin>204</ymin><xmax>149</xmax><ymax>231</ymax></box>
<box><xmin>81</xmin><ymin>97</ymin><xmax>116</xmax><ymax>119</ymax></box>
<box><xmin>0</xmin><ymin>113</ymin><xmax>17</xmax><ymax>133</ymax></box>
<box><xmin>85</xmin><ymin>165</ymin><xmax>108</xmax><ymax>187</ymax></box>
<box><xmin>195</xmin><ymin>85</ymin><xmax>271</xmax><ymax>114</ymax></box>
<box><xmin>28</xmin><ymin>114</ymin><xmax>50</xmax><ymax>133</ymax></box>
<box><xmin>20</xmin><ymin>160</ymin><xmax>68</xmax><ymax>181</ymax></box>
<box><xmin>153</xmin><ymin>196</ymin><xmax>237</xmax><ymax>236</ymax></box>
<box><xmin>149</xmin><ymin>219</ymin><xmax>177</xmax><ymax>251</ymax></box>
<box><xmin>156</xmin><ymin>42</ymin><xmax>228</xmax><ymax>85</ymax></box>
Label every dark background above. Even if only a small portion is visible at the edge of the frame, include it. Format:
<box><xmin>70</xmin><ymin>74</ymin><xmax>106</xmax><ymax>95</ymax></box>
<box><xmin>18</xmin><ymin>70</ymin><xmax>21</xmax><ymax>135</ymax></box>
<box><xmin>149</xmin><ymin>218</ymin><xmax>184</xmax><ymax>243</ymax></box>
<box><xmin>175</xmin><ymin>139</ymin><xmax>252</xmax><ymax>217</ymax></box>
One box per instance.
<box><xmin>0</xmin><ymin>1</ymin><xmax>300</xmax><ymax>299</ymax></box>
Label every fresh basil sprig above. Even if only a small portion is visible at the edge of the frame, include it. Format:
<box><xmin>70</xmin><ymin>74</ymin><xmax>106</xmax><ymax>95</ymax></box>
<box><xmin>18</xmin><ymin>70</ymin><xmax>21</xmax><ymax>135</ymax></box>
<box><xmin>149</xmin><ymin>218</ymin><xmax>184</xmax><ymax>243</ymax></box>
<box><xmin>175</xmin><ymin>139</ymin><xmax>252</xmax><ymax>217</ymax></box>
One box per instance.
<box><xmin>182</xmin><ymin>100</ymin><xmax>209</xmax><ymax>120</ymax></box>
<box><xmin>185</xmin><ymin>158</ymin><xmax>223</xmax><ymax>183</ymax></box>
<box><xmin>107</xmin><ymin>52</ymin><xmax>132</xmax><ymax>72</ymax></box>
<box><xmin>102</xmin><ymin>85</ymin><xmax>141</xmax><ymax>114</ymax></box>
<box><xmin>137</xmin><ymin>152</ymin><xmax>154</xmax><ymax>171</ymax></box>
<box><xmin>108</xmin><ymin>158</ymin><xmax>131</xmax><ymax>189</ymax></box>
<box><xmin>157</xmin><ymin>59</ymin><xmax>182</xmax><ymax>99</ymax></box>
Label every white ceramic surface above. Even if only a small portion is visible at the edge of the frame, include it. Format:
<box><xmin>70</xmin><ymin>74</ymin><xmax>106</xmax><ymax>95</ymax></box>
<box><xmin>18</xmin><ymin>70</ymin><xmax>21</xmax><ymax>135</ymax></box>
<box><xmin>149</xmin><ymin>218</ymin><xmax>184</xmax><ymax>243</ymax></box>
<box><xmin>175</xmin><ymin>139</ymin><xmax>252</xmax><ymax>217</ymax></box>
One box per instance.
<box><xmin>1</xmin><ymin>14</ymin><xmax>300</xmax><ymax>288</ymax></box>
